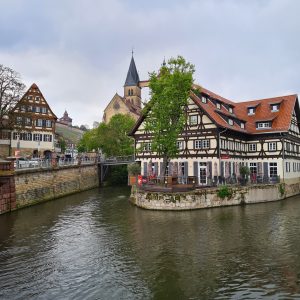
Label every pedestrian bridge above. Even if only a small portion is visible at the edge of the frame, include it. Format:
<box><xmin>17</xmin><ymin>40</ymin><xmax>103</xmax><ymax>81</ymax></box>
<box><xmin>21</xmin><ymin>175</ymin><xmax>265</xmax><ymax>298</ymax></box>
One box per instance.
<box><xmin>98</xmin><ymin>155</ymin><xmax>135</xmax><ymax>183</ymax></box>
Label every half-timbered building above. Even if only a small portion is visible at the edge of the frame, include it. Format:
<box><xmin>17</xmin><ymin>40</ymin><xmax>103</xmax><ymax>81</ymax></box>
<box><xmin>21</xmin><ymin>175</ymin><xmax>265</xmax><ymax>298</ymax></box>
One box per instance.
<box><xmin>10</xmin><ymin>83</ymin><xmax>57</xmax><ymax>158</ymax></box>
<box><xmin>130</xmin><ymin>84</ymin><xmax>300</xmax><ymax>185</ymax></box>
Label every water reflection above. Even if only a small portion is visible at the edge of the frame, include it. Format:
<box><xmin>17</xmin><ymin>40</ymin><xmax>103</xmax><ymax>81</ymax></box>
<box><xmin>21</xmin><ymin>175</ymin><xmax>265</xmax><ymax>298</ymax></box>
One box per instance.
<box><xmin>0</xmin><ymin>187</ymin><xmax>300</xmax><ymax>299</ymax></box>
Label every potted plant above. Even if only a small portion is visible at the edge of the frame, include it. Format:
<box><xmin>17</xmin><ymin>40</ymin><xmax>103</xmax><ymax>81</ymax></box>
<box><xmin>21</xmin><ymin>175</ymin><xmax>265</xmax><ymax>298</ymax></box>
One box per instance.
<box><xmin>239</xmin><ymin>165</ymin><xmax>250</xmax><ymax>185</ymax></box>
<box><xmin>127</xmin><ymin>163</ymin><xmax>141</xmax><ymax>185</ymax></box>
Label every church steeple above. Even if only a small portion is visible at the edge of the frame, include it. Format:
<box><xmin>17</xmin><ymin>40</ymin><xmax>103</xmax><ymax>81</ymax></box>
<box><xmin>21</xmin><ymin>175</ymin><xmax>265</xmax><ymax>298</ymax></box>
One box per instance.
<box><xmin>124</xmin><ymin>54</ymin><xmax>141</xmax><ymax>109</ymax></box>
<box><xmin>124</xmin><ymin>55</ymin><xmax>140</xmax><ymax>87</ymax></box>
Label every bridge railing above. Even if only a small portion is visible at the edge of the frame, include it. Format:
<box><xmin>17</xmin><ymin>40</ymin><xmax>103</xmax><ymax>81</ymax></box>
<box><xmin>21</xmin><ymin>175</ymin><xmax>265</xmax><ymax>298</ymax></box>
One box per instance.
<box><xmin>99</xmin><ymin>155</ymin><xmax>135</xmax><ymax>164</ymax></box>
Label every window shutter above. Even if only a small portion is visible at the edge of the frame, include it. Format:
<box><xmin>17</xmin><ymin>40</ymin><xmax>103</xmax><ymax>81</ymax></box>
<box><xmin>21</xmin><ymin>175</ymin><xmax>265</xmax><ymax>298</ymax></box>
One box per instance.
<box><xmin>229</xmin><ymin>162</ymin><xmax>232</xmax><ymax>176</ymax></box>
<box><xmin>221</xmin><ymin>161</ymin><xmax>224</xmax><ymax>177</ymax></box>
<box><xmin>160</xmin><ymin>162</ymin><xmax>163</xmax><ymax>177</ymax></box>
<box><xmin>263</xmin><ymin>162</ymin><xmax>268</xmax><ymax>178</ymax></box>
<box><xmin>42</xmin><ymin>120</ymin><xmax>46</xmax><ymax>127</ymax></box>
<box><xmin>143</xmin><ymin>162</ymin><xmax>147</xmax><ymax>176</ymax></box>
<box><xmin>169</xmin><ymin>162</ymin><xmax>173</xmax><ymax>176</ymax></box>
<box><xmin>184</xmin><ymin>162</ymin><xmax>188</xmax><ymax>177</ymax></box>
<box><xmin>154</xmin><ymin>163</ymin><xmax>158</xmax><ymax>176</ymax></box>
<box><xmin>208</xmin><ymin>162</ymin><xmax>212</xmax><ymax>179</ymax></box>
<box><xmin>193</xmin><ymin>161</ymin><xmax>198</xmax><ymax>184</ymax></box>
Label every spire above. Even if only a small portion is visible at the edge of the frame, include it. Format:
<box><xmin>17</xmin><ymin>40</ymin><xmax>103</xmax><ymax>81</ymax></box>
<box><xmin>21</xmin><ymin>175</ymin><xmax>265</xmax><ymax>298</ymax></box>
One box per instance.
<box><xmin>124</xmin><ymin>55</ymin><xmax>140</xmax><ymax>87</ymax></box>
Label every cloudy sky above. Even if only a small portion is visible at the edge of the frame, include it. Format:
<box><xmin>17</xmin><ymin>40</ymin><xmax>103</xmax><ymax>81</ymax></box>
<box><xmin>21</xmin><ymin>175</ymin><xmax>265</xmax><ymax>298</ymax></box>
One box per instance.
<box><xmin>1</xmin><ymin>0</ymin><xmax>299</xmax><ymax>127</ymax></box>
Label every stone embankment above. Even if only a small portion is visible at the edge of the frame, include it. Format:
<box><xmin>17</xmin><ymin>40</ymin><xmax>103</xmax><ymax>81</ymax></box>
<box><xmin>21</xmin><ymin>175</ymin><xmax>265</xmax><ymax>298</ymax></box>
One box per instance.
<box><xmin>0</xmin><ymin>162</ymin><xmax>99</xmax><ymax>214</ymax></box>
<box><xmin>130</xmin><ymin>182</ymin><xmax>300</xmax><ymax>210</ymax></box>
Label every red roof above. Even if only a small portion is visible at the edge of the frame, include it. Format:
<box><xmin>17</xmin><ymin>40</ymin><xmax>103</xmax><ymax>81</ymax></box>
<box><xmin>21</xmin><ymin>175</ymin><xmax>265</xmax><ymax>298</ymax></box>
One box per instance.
<box><xmin>130</xmin><ymin>84</ymin><xmax>298</xmax><ymax>136</ymax></box>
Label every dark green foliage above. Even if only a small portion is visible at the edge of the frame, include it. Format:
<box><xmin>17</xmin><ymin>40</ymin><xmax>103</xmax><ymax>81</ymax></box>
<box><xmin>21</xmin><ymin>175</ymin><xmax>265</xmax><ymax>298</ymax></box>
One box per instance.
<box><xmin>107</xmin><ymin>165</ymin><xmax>128</xmax><ymax>185</ymax></box>
<box><xmin>278</xmin><ymin>183</ymin><xmax>285</xmax><ymax>197</ymax></box>
<box><xmin>217</xmin><ymin>185</ymin><xmax>233</xmax><ymax>199</ymax></box>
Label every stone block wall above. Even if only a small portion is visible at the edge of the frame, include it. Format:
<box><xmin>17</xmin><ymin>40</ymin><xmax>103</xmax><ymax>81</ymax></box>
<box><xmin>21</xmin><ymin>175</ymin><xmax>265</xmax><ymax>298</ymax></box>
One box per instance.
<box><xmin>130</xmin><ymin>184</ymin><xmax>291</xmax><ymax>210</ymax></box>
<box><xmin>0</xmin><ymin>161</ymin><xmax>16</xmax><ymax>214</ymax></box>
<box><xmin>14</xmin><ymin>164</ymin><xmax>99</xmax><ymax>209</ymax></box>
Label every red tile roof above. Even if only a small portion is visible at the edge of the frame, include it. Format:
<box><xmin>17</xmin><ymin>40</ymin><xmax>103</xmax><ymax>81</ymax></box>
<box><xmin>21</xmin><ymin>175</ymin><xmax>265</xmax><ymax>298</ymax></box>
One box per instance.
<box><xmin>130</xmin><ymin>84</ymin><xmax>298</xmax><ymax>136</ymax></box>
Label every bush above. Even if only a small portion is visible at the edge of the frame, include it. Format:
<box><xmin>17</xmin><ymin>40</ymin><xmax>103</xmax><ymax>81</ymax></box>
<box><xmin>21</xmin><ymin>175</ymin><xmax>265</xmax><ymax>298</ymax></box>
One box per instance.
<box><xmin>239</xmin><ymin>165</ymin><xmax>250</xmax><ymax>177</ymax></box>
<box><xmin>217</xmin><ymin>185</ymin><xmax>233</xmax><ymax>199</ymax></box>
<box><xmin>127</xmin><ymin>163</ymin><xmax>141</xmax><ymax>175</ymax></box>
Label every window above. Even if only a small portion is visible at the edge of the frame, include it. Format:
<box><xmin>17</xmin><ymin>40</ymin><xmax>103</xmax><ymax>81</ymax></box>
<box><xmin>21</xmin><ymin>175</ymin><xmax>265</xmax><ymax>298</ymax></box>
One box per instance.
<box><xmin>25</xmin><ymin>118</ymin><xmax>31</xmax><ymax>126</ymax></box>
<box><xmin>216</xmin><ymin>102</ymin><xmax>221</xmax><ymax>109</ymax></box>
<box><xmin>195</xmin><ymin>140</ymin><xmax>210</xmax><ymax>149</ymax></box>
<box><xmin>268</xmin><ymin>142</ymin><xmax>277</xmax><ymax>151</ymax></box>
<box><xmin>35</xmin><ymin>106</ymin><xmax>40</xmax><ymax>113</ymax></box>
<box><xmin>249</xmin><ymin>143</ymin><xmax>257</xmax><ymax>152</ymax></box>
<box><xmin>46</xmin><ymin>120</ymin><xmax>52</xmax><ymax>128</ymax></box>
<box><xmin>271</xmin><ymin>104</ymin><xmax>279</xmax><ymax>112</ymax></box>
<box><xmin>189</xmin><ymin>115</ymin><xmax>198</xmax><ymax>125</ymax></box>
<box><xmin>28</xmin><ymin>96</ymin><xmax>33</xmax><ymax>100</ymax></box>
<box><xmin>16</xmin><ymin>116</ymin><xmax>22</xmax><ymax>125</ymax></box>
<box><xmin>43</xmin><ymin>134</ymin><xmax>52</xmax><ymax>142</ymax></box>
<box><xmin>240</xmin><ymin>122</ymin><xmax>245</xmax><ymax>129</ymax></box>
<box><xmin>33</xmin><ymin>134</ymin><xmax>42</xmax><ymax>141</ymax></box>
<box><xmin>202</xmin><ymin>140</ymin><xmax>210</xmax><ymax>149</ymax></box>
<box><xmin>13</xmin><ymin>132</ymin><xmax>20</xmax><ymax>140</ymax></box>
<box><xmin>41</xmin><ymin>107</ymin><xmax>47</xmax><ymax>114</ymax></box>
<box><xmin>20</xmin><ymin>105</ymin><xmax>26</xmax><ymax>112</ymax></box>
<box><xmin>201</xmin><ymin>96</ymin><xmax>207</xmax><ymax>104</ymax></box>
<box><xmin>23</xmin><ymin>133</ymin><xmax>32</xmax><ymax>141</ymax></box>
<box><xmin>177</xmin><ymin>141</ymin><xmax>184</xmax><ymax>150</ymax></box>
<box><xmin>143</xmin><ymin>142</ymin><xmax>151</xmax><ymax>151</ymax></box>
<box><xmin>257</xmin><ymin>122</ymin><xmax>271</xmax><ymax>129</ymax></box>
<box><xmin>269</xmin><ymin>162</ymin><xmax>278</xmax><ymax>178</ymax></box>
<box><xmin>286</xmin><ymin>162</ymin><xmax>290</xmax><ymax>173</ymax></box>
<box><xmin>35</xmin><ymin>96</ymin><xmax>40</xmax><ymax>102</ymax></box>
<box><xmin>195</xmin><ymin>140</ymin><xmax>201</xmax><ymax>149</ymax></box>
<box><xmin>27</xmin><ymin>106</ymin><xmax>33</xmax><ymax>112</ymax></box>
<box><xmin>36</xmin><ymin>119</ymin><xmax>43</xmax><ymax>127</ymax></box>
<box><xmin>228</xmin><ymin>107</ymin><xmax>233</xmax><ymax>113</ymax></box>
<box><xmin>228</xmin><ymin>118</ymin><xmax>234</xmax><ymax>126</ymax></box>
<box><xmin>248</xmin><ymin>107</ymin><xmax>255</xmax><ymax>115</ymax></box>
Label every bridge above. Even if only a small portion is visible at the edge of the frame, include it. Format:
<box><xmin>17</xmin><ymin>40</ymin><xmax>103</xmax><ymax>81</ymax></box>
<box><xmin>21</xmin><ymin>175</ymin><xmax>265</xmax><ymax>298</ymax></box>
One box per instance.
<box><xmin>98</xmin><ymin>155</ymin><xmax>135</xmax><ymax>183</ymax></box>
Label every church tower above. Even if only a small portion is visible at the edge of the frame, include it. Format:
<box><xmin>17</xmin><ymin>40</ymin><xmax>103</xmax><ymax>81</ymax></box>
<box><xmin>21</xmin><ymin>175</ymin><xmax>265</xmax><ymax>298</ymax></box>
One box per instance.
<box><xmin>124</xmin><ymin>54</ymin><xmax>141</xmax><ymax>109</ymax></box>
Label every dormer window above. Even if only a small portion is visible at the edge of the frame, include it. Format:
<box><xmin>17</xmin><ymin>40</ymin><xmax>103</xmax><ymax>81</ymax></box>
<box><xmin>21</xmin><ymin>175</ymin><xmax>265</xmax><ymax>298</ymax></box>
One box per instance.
<box><xmin>216</xmin><ymin>102</ymin><xmax>221</xmax><ymax>109</ymax></box>
<box><xmin>248</xmin><ymin>107</ymin><xmax>255</xmax><ymax>115</ymax></box>
<box><xmin>201</xmin><ymin>96</ymin><xmax>207</xmax><ymax>104</ymax></box>
<box><xmin>257</xmin><ymin>121</ymin><xmax>271</xmax><ymax>129</ymax></box>
<box><xmin>240</xmin><ymin>122</ymin><xmax>245</xmax><ymax>129</ymax></box>
<box><xmin>271</xmin><ymin>104</ymin><xmax>279</xmax><ymax>112</ymax></box>
<box><xmin>228</xmin><ymin>107</ymin><xmax>233</xmax><ymax>113</ymax></box>
<box><xmin>228</xmin><ymin>118</ymin><xmax>234</xmax><ymax>126</ymax></box>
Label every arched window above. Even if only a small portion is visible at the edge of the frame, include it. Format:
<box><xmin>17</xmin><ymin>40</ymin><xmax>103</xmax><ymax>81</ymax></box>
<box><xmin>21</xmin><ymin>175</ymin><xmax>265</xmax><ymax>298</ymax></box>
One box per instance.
<box><xmin>131</xmin><ymin>89</ymin><xmax>133</xmax><ymax>95</ymax></box>
<box><xmin>128</xmin><ymin>89</ymin><xmax>131</xmax><ymax>96</ymax></box>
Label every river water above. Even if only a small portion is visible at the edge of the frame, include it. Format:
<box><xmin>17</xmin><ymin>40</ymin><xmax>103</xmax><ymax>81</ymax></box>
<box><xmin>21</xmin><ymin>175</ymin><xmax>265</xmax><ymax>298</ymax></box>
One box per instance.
<box><xmin>1</xmin><ymin>187</ymin><xmax>300</xmax><ymax>299</ymax></box>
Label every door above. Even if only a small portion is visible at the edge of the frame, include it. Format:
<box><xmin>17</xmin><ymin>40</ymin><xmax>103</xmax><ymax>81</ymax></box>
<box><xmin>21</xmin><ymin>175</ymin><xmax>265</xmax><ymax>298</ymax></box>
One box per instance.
<box><xmin>198</xmin><ymin>162</ymin><xmax>207</xmax><ymax>185</ymax></box>
<box><xmin>249</xmin><ymin>162</ymin><xmax>257</xmax><ymax>182</ymax></box>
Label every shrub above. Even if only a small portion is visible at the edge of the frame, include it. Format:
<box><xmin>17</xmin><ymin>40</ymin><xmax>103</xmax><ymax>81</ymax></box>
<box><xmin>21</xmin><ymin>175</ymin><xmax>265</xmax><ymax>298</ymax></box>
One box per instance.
<box><xmin>278</xmin><ymin>183</ymin><xmax>285</xmax><ymax>197</ymax></box>
<box><xmin>127</xmin><ymin>163</ymin><xmax>141</xmax><ymax>175</ymax></box>
<box><xmin>217</xmin><ymin>185</ymin><xmax>233</xmax><ymax>199</ymax></box>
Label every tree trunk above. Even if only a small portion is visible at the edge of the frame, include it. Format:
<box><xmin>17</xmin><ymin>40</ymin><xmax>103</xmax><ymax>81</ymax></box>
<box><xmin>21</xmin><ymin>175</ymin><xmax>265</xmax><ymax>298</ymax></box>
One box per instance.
<box><xmin>161</xmin><ymin>155</ymin><xmax>169</xmax><ymax>180</ymax></box>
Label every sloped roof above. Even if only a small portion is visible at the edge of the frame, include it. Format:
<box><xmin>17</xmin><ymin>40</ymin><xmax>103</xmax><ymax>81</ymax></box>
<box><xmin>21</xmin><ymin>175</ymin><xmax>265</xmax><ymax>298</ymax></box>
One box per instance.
<box><xmin>124</xmin><ymin>56</ymin><xmax>140</xmax><ymax>87</ymax></box>
<box><xmin>130</xmin><ymin>84</ymin><xmax>298</xmax><ymax>136</ymax></box>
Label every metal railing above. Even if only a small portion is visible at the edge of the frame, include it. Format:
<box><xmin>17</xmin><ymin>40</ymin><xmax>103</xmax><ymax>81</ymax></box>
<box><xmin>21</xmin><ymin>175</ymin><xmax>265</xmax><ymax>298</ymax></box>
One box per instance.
<box><xmin>15</xmin><ymin>157</ymin><xmax>97</xmax><ymax>170</ymax></box>
<box><xmin>99</xmin><ymin>155</ymin><xmax>135</xmax><ymax>165</ymax></box>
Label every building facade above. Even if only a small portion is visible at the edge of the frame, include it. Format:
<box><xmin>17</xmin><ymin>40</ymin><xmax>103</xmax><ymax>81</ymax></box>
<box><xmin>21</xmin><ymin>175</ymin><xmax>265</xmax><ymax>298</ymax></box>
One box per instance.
<box><xmin>130</xmin><ymin>84</ymin><xmax>300</xmax><ymax>185</ymax></box>
<box><xmin>10</xmin><ymin>83</ymin><xmax>57</xmax><ymax>158</ymax></box>
<box><xmin>58</xmin><ymin>110</ymin><xmax>72</xmax><ymax>126</ymax></box>
<box><xmin>102</xmin><ymin>55</ymin><xmax>142</xmax><ymax>124</ymax></box>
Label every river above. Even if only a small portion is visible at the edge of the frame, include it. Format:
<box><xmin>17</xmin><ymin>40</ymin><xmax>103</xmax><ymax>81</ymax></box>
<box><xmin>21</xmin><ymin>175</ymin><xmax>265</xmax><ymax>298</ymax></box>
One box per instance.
<box><xmin>1</xmin><ymin>186</ymin><xmax>300</xmax><ymax>299</ymax></box>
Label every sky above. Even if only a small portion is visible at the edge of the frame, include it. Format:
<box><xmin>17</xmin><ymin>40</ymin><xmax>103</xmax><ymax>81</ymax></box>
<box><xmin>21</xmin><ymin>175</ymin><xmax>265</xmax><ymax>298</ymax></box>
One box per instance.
<box><xmin>1</xmin><ymin>0</ymin><xmax>299</xmax><ymax>127</ymax></box>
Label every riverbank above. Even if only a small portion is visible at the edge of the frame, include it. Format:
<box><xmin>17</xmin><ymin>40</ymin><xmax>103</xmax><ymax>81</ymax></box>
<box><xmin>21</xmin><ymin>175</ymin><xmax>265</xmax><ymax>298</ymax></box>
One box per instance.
<box><xmin>130</xmin><ymin>182</ymin><xmax>300</xmax><ymax>210</ymax></box>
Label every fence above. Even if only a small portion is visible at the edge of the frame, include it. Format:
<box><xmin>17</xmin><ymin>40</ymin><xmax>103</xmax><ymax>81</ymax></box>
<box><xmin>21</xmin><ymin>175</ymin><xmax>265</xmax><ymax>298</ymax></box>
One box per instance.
<box><xmin>14</xmin><ymin>157</ymin><xmax>97</xmax><ymax>170</ymax></box>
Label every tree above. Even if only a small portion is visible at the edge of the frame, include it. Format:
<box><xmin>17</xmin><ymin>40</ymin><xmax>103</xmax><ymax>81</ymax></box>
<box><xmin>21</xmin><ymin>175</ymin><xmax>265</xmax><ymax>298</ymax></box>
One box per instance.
<box><xmin>0</xmin><ymin>64</ymin><xmax>26</xmax><ymax>130</ymax></box>
<box><xmin>144</xmin><ymin>56</ymin><xmax>195</xmax><ymax>177</ymax></box>
<box><xmin>77</xmin><ymin>114</ymin><xmax>135</xmax><ymax>156</ymax></box>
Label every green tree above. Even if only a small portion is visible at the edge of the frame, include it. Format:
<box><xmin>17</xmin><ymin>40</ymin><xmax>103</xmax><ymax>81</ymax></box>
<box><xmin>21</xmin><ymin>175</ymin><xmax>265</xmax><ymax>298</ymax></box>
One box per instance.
<box><xmin>98</xmin><ymin>114</ymin><xmax>135</xmax><ymax>156</ymax></box>
<box><xmin>77</xmin><ymin>114</ymin><xmax>135</xmax><ymax>156</ymax></box>
<box><xmin>144</xmin><ymin>56</ymin><xmax>195</xmax><ymax>177</ymax></box>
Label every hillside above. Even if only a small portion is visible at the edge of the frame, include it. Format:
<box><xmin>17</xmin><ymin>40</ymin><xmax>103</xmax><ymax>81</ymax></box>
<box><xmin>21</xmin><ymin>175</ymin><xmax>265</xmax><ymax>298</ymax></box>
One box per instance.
<box><xmin>55</xmin><ymin>123</ymin><xmax>84</xmax><ymax>144</ymax></box>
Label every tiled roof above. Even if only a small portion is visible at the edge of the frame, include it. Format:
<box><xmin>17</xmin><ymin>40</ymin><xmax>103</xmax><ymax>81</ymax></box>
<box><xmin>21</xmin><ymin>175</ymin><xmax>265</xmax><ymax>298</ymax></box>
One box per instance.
<box><xmin>130</xmin><ymin>84</ymin><xmax>298</xmax><ymax>136</ymax></box>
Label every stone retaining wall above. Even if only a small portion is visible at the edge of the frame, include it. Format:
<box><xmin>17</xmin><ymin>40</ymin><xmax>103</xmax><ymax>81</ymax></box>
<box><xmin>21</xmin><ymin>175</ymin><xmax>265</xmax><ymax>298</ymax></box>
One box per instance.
<box><xmin>14</xmin><ymin>164</ymin><xmax>99</xmax><ymax>209</ymax></box>
<box><xmin>130</xmin><ymin>183</ymin><xmax>299</xmax><ymax>210</ymax></box>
